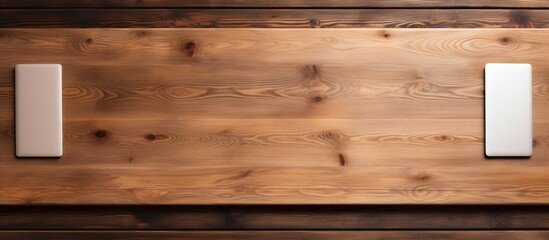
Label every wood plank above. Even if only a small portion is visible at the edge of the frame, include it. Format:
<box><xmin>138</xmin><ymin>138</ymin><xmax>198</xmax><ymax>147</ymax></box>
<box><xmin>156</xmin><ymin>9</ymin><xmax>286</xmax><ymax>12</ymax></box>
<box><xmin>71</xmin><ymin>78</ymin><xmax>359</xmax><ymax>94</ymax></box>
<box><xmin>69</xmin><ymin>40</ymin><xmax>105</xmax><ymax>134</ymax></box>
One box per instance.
<box><xmin>0</xmin><ymin>206</ymin><xmax>225</xmax><ymax>230</ymax></box>
<box><xmin>1</xmin><ymin>9</ymin><xmax>548</xmax><ymax>28</ymax></box>
<box><xmin>1</xmin><ymin>29</ymin><xmax>547</xmax><ymax>66</ymax></box>
<box><xmin>0</xmin><ymin>29</ymin><xmax>548</xmax><ymax>120</ymax></box>
<box><xmin>2</xmin><ymin>205</ymin><xmax>549</xmax><ymax>229</ymax></box>
<box><xmin>1</xmin><ymin>231</ymin><xmax>549</xmax><ymax>240</ymax></box>
<box><xmin>217</xmin><ymin>206</ymin><xmax>549</xmax><ymax>230</ymax></box>
<box><xmin>0</xmin><ymin>64</ymin><xmax>502</xmax><ymax>119</ymax></box>
<box><xmin>1</xmin><ymin>119</ymin><xmax>548</xmax><ymax>167</ymax></box>
<box><xmin>1</xmin><ymin>165</ymin><xmax>549</xmax><ymax>204</ymax></box>
<box><xmin>0</xmin><ymin>0</ymin><xmax>548</xmax><ymax>8</ymax></box>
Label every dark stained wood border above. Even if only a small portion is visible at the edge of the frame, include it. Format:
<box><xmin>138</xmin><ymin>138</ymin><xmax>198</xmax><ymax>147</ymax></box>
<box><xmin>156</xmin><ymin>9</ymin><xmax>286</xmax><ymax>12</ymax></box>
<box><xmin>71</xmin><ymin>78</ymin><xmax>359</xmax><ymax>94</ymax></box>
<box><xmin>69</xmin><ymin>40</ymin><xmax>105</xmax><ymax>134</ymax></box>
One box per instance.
<box><xmin>2</xmin><ymin>230</ymin><xmax>549</xmax><ymax>240</ymax></box>
<box><xmin>2</xmin><ymin>205</ymin><xmax>549</xmax><ymax>230</ymax></box>
<box><xmin>0</xmin><ymin>0</ymin><xmax>549</xmax><ymax>8</ymax></box>
<box><xmin>1</xmin><ymin>9</ymin><xmax>548</xmax><ymax>28</ymax></box>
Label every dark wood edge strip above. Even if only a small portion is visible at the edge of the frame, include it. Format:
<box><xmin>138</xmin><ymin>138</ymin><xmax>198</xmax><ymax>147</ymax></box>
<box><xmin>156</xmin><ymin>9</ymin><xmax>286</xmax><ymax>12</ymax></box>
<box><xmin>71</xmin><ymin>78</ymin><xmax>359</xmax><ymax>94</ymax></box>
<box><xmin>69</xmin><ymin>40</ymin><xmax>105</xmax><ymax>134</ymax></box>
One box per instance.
<box><xmin>0</xmin><ymin>9</ymin><xmax>548</xmax><ymax>28</ymax></box>
<box><xmin>0</xmin><ymin>0</ymin><xmax>549</xmax><ymax>9</ymax></box>
<box><xmin>2</xmin><ymin>205</ymin><xmax>549</xmax><ymax>230</ymax></box>
<box><xmin>1</xmin><ymin>230</ymin><xmax>549</xmax><ymax>240</ymax></box>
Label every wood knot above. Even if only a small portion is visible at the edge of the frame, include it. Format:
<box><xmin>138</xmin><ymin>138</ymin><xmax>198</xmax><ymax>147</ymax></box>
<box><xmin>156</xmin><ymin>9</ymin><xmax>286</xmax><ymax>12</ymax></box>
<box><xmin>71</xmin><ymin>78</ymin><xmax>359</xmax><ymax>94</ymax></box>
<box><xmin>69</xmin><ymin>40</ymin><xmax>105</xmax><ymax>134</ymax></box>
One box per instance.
<box><xmin>312</xmin><ymin>95</ymin><xmax>324</xmax><ymax>103</ymax></box>
<box><xmin>434</xmin><ymin>135</ymin><xmax>449</xmax><ymax>142</ymax></box>
<box><xmin>511</xmin><ymin>11</ymin><xmax>533</xmax><ymax>28</ymax></box>
<box><xmin>95</xmin><ymin>130</ymin><xmax>107</xmax><ymax>138</ymax></box>
<box><xmin>380</xmin><ymin>31</ymin><xmax>391</xmax><ymax>39</ymax></box>
<box><xmin>414</xmin><ymin>172</ymin><xmax>431</xmax><ymax>181</ymax></box>
<box><xmin>146</xmin><ymin>134</ymin><xmax>156</xmax><ymax>141</ymax></box>
<box><xmin>533</xmin><ymin>138</ymin><xmax>538</xmax><ymax>148</ymax></box>
<box><xmin>411</xmin><ymin>79</ymin><xmax>432</xmax><ymax>91</ymax></box>
<box><xmin>219</xmin><ymin>129</ymin><xmax>233</xmax><ymax>135</ymax></box>
<box><xmin>85</xmin><ymin>38</ymin><xmax>94</xmax><ymax>44</ymax></box>
<box><xmin>499</xmin><ymin>37</ymin><xmax>510</xmax><ymax>45</ymax></box>
<box><xmin>182</xmin><ymin>41</ymin><xmax>196</xmax><ymax>57</ymax></box>
<box><xmin>305</xmin><ymin>65</ymin><xmax>328</xmax><ymax>104</ymax></box>
<box><xmin>136</xmin><ymin>30</ymin><xmax>150</xmax><ymax>38</ymax></box>
<box><xmin>309</xmin><ymin>19</ymin><xmax>321</xmax><ymax>27</ymax></box>
<box><xmin>338</xmin><ymin>153</ymin><xmax>346</xmax><ymax>166</ymax></box>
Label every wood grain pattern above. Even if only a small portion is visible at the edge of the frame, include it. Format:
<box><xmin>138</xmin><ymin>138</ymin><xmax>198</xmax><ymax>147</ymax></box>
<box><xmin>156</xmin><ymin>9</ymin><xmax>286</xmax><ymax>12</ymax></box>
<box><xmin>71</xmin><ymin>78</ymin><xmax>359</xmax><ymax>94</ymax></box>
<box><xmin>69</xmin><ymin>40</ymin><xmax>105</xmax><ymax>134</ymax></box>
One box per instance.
<box><xmin>1</xmin><ymin>9</ymin><xmax>548</xmax><ymax>28</ymax></box>
<box><xmin>1</xmin><ymin>2</ymin><xmax>547</xmax><ymax>236</ymax></box>
<box><xmin>1</xmin><ymin>119</ymin><xmax>548</xmax><ymax>167</ymax></box>
<box><xmin>2</xmin><ymin>205</ymin><xmax>549</xmax><ymax>230</ymax></box>
<box><xmin>2</xmin><ymin>231</ymin><xmax>549</xmax><ymax>240</ymax></box>
<box><xmin>0</xmin><ymin>30</ymin><xmax>548</xmax><ymax>120</ymax></box>
<box><xmin>1</xmin><ymin>165</ymin><xmax>549</xmax><ymax>204</ymax></box>
<box><xmin>1</xmin><ymin>29</ymin><xmax>548</xmax><ymax>66</ymax></box>
<box><xmin>0</xmin><ymin>0</ymin><xmax>548</xmax><ymax>8</ymax></box>
<box><xmin>1</xmin><ymin>29</ymin><xmax>548</xmax><ymax>204</ymax></box>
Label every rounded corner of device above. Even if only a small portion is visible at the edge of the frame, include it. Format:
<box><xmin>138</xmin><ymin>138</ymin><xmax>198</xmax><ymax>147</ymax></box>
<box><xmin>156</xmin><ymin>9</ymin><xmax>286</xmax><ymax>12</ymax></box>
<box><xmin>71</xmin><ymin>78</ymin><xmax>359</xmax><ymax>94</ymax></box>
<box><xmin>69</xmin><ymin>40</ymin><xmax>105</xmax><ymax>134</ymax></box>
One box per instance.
<box><xmin>14</xmin><ymin>64</ymin><xmax>24</xmax><ymax>72</ymax></box>
<box><xmin>54</xmin><ymin>149</ymin><xmax>63</xmax><ymax>158</ymax></box>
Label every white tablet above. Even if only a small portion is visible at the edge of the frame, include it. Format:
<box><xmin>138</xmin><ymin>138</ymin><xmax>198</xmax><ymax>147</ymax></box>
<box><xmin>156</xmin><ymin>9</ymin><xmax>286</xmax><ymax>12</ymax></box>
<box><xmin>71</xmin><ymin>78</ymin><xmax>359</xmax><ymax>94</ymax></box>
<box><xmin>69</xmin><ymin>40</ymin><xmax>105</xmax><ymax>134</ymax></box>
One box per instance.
<box><xmin>15</xmin><ymin>64</ymin><xmax>63</xmax><ymax>157</ymax></box>
<box><xmin>485</xmin><ymin>63</ymin><xmax>532</xmax><ymax>157</ymax></box>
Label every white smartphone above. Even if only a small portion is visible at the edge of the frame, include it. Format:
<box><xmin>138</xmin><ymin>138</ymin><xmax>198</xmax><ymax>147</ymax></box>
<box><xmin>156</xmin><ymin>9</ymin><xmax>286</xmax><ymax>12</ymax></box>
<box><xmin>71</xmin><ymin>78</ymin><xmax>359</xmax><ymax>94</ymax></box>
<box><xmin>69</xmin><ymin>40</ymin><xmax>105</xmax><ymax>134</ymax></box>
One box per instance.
<box><xmin>15</xmin><ymin>64</ymin><xmax>63</xmax><ymax>157</ymax></box>
<box><xmin>485</xmin><ymin>63</ymin><xmax>532</xmax><ymax>157</ymax></box>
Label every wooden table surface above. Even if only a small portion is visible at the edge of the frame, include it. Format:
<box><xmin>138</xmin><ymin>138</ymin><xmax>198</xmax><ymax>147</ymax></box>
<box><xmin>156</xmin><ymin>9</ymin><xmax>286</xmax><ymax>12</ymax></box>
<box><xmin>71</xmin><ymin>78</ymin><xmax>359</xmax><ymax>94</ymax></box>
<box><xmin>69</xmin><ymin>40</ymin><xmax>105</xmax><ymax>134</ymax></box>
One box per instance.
<box><xmin>1</xmin><ymin>1</ymin><xmax>549</xmax><ymax>239</ymax></box>
<box><xmin>0</xmin><ymin>28</ymin><xmax>548</xmax><ymax>205</ymax></box>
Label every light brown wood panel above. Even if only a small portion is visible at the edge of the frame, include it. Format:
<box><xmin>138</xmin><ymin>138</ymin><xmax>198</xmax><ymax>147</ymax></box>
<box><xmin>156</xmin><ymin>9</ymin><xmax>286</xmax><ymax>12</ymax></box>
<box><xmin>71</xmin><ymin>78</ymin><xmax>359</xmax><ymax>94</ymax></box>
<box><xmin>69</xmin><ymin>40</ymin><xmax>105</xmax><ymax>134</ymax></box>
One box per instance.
<box><xmin>0</xmin><ymin>64</ymin><xmax>547</xmax><ymax>119</ymax></box>
<box><xmin>1</xmin><ymin>119</ymin><xmax>548</xmax><ymax>167</ymax></box>
<box><xmin>0</xmin><ymin>63</ymin><xmax>502</xmax><ymax>119</ymax></box>
<box><xmin>2</xmin><ymin>231</ymin><xmax>549</xmax><ymax>240</ymax></box>
<box><xmin>1</xmin><ymin>29</ymin><xmax>547</xmax><ymax>66</ymax></box>
<box><xmin>0</xmin><ymin>0</ymin><xmax>548</xmax><ymax>8</ymax></box>
<box><xmin>0</xmin><ymin>30</ymin><xmax>548</xmax><ymax>120</ymax></box>
<box><xmin>1</xmin><ymin>165</ymin><xmax>549</xmax><ymax>204</ymax></box>
<box><xmin>1</xmin><ymin>29</ymin><xmax>548</xmax><ymax>205</ymax></box>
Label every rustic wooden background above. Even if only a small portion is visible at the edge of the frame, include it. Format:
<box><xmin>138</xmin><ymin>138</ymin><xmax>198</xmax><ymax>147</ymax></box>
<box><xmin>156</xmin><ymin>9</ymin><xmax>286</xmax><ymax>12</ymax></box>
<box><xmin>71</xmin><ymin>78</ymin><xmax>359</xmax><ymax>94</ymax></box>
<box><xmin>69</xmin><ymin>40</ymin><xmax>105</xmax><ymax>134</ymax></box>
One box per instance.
<box><xmin>1</xmin><ymin>0</ymin><xmax>549</xmax><ymax>239</ymax></box>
